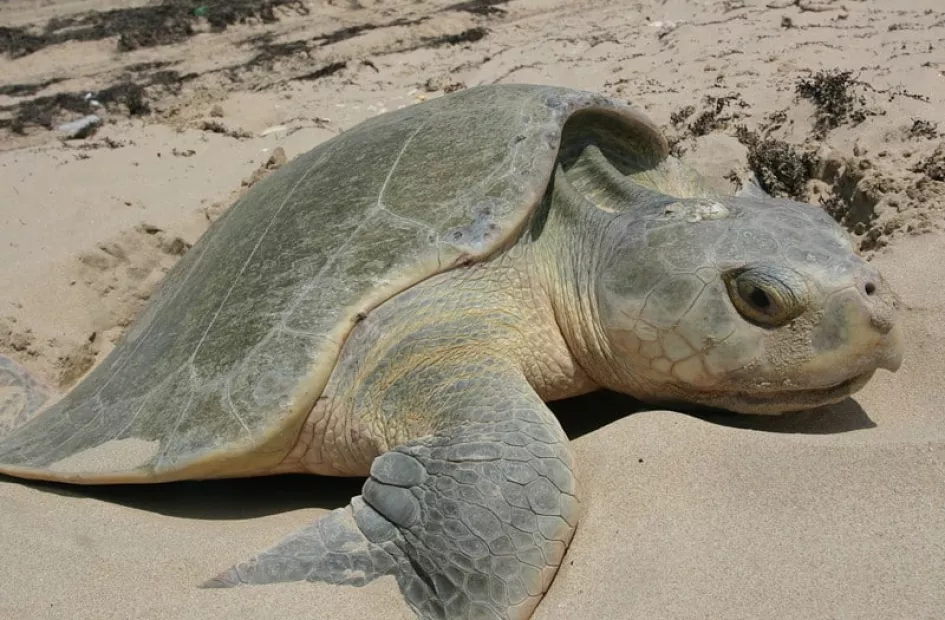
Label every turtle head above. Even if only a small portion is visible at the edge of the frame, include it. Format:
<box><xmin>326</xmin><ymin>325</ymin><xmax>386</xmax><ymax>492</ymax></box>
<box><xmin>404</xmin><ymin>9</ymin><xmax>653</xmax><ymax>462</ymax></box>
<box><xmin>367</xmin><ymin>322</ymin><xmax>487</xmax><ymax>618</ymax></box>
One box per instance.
<box><xmin>592</xmin><ymin>194</ymin><xmax>904</xmax><ymax>414</ymax></box>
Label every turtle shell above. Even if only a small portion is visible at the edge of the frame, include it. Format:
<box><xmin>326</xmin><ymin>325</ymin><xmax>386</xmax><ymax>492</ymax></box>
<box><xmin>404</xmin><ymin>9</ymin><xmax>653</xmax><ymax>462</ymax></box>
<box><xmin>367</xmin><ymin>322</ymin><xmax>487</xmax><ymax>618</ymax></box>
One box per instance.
<box><xmin>0</xmin><ymin>84</ymin><xmax>666</xmax><ymax>483</ymax></box>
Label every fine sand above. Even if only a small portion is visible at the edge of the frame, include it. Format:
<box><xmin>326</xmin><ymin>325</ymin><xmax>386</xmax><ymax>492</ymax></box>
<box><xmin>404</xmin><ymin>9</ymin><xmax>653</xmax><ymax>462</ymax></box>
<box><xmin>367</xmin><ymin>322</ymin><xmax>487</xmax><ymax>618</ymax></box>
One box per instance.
<box><xmin>1</xmin><ymin>0</ymin><xmax>943</xmax><ymax>618</ymax></box>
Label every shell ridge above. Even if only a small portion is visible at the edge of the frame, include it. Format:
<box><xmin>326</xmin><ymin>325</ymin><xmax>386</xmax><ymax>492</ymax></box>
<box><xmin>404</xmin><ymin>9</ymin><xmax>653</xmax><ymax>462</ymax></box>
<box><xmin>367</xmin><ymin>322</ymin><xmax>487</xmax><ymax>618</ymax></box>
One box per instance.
<box><xmin>278</xmin><ymin>119</ymin><xmax>431</xmax><ymax>330</ymax></box>
<box><xmin>187</xmin><ymin>154</ymin><xmax>326</xmax><ymax>368</ymax></box>
<box><xmin>154</xmin><ymin>365</ymin><xmax>199</xmax><ymax>470</ymax></box>
<box><xmin>223</xmin><ymin>374</ymin><xmax>251</xmax><ymax>439</ymax></box>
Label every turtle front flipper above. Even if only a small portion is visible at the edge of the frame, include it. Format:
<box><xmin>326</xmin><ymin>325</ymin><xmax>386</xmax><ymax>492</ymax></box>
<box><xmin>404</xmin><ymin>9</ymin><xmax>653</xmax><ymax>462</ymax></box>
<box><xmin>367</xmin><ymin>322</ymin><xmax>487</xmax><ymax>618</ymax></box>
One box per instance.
<box><xmin>0</xmin><ymin>355</ymin><xmax>53</xmax><ymax>440</ymax></box>
<box><xmin>204</xmin><ymin>364</ymin><xmax>580</xmax><ymax>620</ymax></box>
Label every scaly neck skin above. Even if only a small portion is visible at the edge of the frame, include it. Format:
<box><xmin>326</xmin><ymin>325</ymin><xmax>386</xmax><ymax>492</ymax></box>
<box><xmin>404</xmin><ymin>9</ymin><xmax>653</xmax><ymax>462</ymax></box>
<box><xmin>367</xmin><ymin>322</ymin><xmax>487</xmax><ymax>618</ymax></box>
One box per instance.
<box><xmin>488</xmin><ymin>242</ymin><xmax>600</xmax><ymax>402</ymax></box>
<box><xmin>522</xmin><ymin>163</ymin><xmax>650</xmax><ymax>399</ymax></box>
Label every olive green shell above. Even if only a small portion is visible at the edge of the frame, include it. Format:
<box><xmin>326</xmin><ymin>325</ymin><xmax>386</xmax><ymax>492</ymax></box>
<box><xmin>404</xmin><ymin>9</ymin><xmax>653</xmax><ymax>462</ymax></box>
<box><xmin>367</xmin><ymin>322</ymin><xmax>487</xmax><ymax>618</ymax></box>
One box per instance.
<box><xmin>0</xmin><ymin>84</ymin><xmax>666</xmax><ymax>483</ymax></box>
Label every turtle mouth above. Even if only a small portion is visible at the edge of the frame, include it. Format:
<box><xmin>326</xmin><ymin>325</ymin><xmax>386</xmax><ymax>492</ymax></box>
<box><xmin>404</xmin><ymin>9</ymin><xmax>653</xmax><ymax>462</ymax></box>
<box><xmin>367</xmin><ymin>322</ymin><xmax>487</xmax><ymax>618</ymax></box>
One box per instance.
<box><xmin>723</xmin><ymin>370</ymin><xmax>876</xmax><ymax>414</ymax></box>
<box><xmin>658</xmin><ymin>370</ymin><xmax>878</xmax><ymax>416</ymax></box>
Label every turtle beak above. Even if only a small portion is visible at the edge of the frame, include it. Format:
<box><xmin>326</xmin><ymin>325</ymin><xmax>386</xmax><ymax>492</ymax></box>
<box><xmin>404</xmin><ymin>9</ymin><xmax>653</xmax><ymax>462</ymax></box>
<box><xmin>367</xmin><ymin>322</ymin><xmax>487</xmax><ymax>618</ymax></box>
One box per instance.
<box><xmin>862</xmin><ymin>272</ymin><xmax>904</xmax><ymax>373</ymax></box>
<box><xmin>807</xmin><ymin>270</ymin><xmax>905</xmax><ymax>385</ymax></box>
<box><xmin>876</xmin><ymin>322</ymin><xmax>904</xmax><ymax>373</ymax></box>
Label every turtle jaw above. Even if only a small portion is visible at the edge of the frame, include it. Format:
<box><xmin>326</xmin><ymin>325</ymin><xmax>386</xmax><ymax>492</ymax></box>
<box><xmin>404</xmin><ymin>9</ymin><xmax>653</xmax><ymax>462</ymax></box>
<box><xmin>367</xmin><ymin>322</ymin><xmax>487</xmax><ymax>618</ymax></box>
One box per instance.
<box><xmin>711</xmin><ymin>369</ymin><xmax>877</xmax><ymax>415</ymax></box>
<box><xmin>641</xmin><ymin>368</ymin><xmax>877</xmax><ymax>416</ymax></box>
<box><xmin>679</xmin><ymin>320</ymin><xmax>904</xmax><ymax>416</ymax></box>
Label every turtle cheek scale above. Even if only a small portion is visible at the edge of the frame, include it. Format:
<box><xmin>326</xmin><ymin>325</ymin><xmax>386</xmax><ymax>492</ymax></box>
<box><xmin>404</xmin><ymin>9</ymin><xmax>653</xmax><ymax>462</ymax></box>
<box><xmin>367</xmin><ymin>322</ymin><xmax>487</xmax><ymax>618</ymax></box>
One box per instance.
<box><xmin>596</xmin><ymin>269</ymin><xmax>757</xmax><ymax>396</ymax></box>
<box><xmin>601</xmin><ymin>296</ymin><xmax>760</xmax><ymax>404</ymax></box>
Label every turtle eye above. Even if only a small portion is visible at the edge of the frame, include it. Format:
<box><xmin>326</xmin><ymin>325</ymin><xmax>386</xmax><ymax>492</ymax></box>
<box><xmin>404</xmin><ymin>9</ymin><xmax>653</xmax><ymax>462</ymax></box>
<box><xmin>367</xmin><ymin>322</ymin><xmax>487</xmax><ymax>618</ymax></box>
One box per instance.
<box><xmin>724</xmin><ymin>267</ymin><xmax>806</xmax><ymax>327</ymax></box>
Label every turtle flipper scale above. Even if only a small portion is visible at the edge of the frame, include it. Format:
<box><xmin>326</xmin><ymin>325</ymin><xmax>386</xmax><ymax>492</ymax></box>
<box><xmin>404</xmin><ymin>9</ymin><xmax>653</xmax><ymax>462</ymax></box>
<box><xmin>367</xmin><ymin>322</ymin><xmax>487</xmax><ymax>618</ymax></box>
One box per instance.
<box><xmin>0</xmin><ymin>354</ymin><xmax>52</xmax><ymax>440</ymax></box>
<box><xmin>204</xmin><ymin>375</ymin><xmax>579</xmax><ymax>620</ymax></box>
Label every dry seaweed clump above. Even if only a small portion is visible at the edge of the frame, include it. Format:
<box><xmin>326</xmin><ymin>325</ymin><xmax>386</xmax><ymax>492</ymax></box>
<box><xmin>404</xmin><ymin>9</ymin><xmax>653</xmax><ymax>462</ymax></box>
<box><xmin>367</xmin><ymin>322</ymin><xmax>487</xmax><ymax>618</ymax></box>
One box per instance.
<box><xmin>444</xmin><ymin>0</ymin><xmax>511</xmax><ymax>16</ymax></box>
<box><xmin>1</xmin><ymin>65</ymin><xmax>189</xmax><ymax>135</ymax></box>
<box><xmin>734</xmin><ymin>126</ymin><xmax>818</xmax><ymax>200</ymax></box>
<box><xmin>911</xmin><ymin>144</ymin><xmax>945</xmax><ymax>182</ymax></box>
<box><xmin>670</xmin><ymin>94</ymin><xmax>748</xmax><ymax>137</ymax></box>
<box><xmin>795</xmin><ymin>69</ymin><xmax>873</xmax><ymax>136</ymax></box>
<box><xmin>733</xmin><ymin>128</ymin><xmax>895</xmax><ymax>252</ymax></box>
<box><xmin>907</xmin><ymin>119</ymin><xmax>939</xmax><ymax>141</ymax></box>
<box><xmin>0</xmin><ymin>26</ymin><xmax>45</xmax><ymax>58</ymax></box>
<box><xmin>666</xmin><ymin>93</ymin><xmax>748</xmax><ymax>156</ymax></box>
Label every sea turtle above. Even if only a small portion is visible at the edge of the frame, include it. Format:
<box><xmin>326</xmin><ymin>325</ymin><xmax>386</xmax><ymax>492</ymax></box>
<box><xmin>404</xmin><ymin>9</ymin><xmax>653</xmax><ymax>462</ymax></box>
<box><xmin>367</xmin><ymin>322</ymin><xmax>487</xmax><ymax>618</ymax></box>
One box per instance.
<box><xmin>0</xmin><ymin>84</ymin><xmax>903</xmax><ymax>619</ymax></box>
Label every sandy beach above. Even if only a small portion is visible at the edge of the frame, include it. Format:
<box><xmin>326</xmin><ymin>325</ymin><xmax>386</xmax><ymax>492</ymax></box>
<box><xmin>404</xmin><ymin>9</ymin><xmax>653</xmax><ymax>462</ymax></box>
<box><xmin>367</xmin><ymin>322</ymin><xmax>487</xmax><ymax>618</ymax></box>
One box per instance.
<box><xmin>1</xmin><ymin>1</ymin><xmax>943</xmax><ymax>618</ymax></box>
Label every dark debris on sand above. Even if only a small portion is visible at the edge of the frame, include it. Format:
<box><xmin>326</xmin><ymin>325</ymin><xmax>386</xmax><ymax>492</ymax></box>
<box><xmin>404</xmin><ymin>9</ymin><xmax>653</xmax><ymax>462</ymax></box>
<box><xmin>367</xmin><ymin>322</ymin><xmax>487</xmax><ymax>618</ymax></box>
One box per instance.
<box><xmin>735</xmin><ymin>126</ymin><xmax>819</xmax><ymax>200</ymax></box>
<box><xmin>420</xmin><ymin>27</ymin><xmax>490</xmax><ymax>48</ymax></box>
<box><xmin>907</xmin><ymin>119</ymin><xmax>939</xmax><ymax>140</ymax></box>
<box><xmin>0</xmin><ymin>77</ymin><xmax>68</xmax><ymax>98</ymax></box>
<box><xmin>312</xmin><ymin>17</ymin><xmax>431</xmax><ymax>47</ymax></box>
<box><xmin>911</xmin><ymin>144</ymin><xmax>945</xmax><ymax>182</ymax></box>
<box><xmin>666</xmin><ymin>93</ymin><xmax>749</xmax><ymax>156</ymax></box>
<box><xmin>794</xmin><ymin>69</ymin><xmax>876</xmax><ymax>135</ymax></box>
<box><xmin>443</xmin><ymin>0</ymin><xmax>511</xmax><ymax>16</ymax></box>
<box><xmin>0</xmin><ymin>0</ymin><xmax>309</xmax><ymax>58</ymax></box>
<box><xmin>0</xmin><ymin>73</ymin><xmax>190</xmax><ymax>134</ymax></box>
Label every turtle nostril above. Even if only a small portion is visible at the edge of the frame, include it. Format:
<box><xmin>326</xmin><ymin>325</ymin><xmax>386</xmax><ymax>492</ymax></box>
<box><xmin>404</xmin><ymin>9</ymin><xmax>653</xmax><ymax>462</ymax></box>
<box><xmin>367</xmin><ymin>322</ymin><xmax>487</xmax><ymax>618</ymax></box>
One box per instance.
<box><xmin>864</xmin><ymin>281</ymin><xmax>877</xmax><ymax>296</ymax></box>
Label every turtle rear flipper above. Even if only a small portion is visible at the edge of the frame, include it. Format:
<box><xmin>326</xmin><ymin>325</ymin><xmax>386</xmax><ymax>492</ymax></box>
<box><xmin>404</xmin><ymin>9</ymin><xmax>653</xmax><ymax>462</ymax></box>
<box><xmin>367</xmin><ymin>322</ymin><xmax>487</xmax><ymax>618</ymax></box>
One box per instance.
<box><xmin>204</xmin><ymin>361</ymin><xmax>578</xmax><ymax>620</ymax></box>
<box><xmin>0</xmin><ymin>355</ymin><xmax>53</xmax><ymax>440</ymax></box>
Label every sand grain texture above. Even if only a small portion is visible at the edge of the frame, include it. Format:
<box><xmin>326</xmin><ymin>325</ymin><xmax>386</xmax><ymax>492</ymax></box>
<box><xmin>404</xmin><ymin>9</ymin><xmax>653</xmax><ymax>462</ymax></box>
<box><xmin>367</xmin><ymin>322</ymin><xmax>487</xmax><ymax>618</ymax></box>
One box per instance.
<box><xmin>1</xmin><ymin>0</ymin><xmax>944</xmax><ymax>618</ymax></box>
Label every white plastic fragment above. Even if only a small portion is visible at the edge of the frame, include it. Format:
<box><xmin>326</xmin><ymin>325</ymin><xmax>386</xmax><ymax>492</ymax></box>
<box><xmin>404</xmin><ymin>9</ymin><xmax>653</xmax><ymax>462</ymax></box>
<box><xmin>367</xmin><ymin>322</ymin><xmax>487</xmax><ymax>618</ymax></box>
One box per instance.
<box><xmin>259</xmin><ymin>125</ymin><xmax>288</xmax><ymax>137</ymax></box>
<box><xmin>56</xmin><ymin>114</ymin><xmax>103</xmax><ymax>139</ymax></box>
